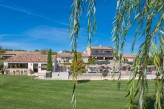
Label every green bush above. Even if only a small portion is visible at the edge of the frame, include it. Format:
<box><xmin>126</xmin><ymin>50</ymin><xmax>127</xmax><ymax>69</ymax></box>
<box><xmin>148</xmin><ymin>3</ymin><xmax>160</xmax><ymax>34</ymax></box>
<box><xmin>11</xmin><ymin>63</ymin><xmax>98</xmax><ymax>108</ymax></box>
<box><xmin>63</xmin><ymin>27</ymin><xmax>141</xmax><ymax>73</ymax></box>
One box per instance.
<box><xmin>95</xmin><ymin>60</ymin><xmax>110</xmax><ymax>65</ymax></box>
<box><xmin>0</xmin><ymin>64</ymin><xmax>3</xmax><ymax>70</ymax></box>
<box><xmin>102</xmin><ymin>70</ymin><xmax>108</xmax><ymax>77</ymax></box>
<box><xmin>125</xmin><ymin>61</ymin><xmax>133</xmax><ymax>65</ymax></box>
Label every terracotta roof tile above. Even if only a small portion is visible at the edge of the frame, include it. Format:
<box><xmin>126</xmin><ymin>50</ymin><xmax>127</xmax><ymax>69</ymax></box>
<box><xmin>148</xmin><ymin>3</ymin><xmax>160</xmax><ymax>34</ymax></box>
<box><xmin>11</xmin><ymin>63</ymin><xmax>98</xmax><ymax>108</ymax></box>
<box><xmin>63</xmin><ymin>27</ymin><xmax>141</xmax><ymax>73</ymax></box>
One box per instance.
<box><xmin>2</xmin><ymin>51</ymin><xmax>42</xmax><ymax>55</ymax></box>
<box><xmin>5</xmin><ymin>54</ymin><xmax>56</xmax><ymax>63</ymax></box>
<box><xmin>122</xmin><ymin>54</ymin><xmax>136</xmax><ymax>58</ymax></box>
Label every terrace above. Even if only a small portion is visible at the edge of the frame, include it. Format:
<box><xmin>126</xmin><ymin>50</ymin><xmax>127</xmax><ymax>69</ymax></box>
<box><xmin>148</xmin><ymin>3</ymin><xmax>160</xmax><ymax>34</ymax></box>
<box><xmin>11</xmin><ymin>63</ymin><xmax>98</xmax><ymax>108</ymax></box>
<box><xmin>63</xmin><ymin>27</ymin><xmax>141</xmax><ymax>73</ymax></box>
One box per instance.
<box><xmin>4</xmin><ymin>68</ymin><xmax>29</xmax><ymax>75</ymax></box>
<box><xmin>4</xmin><ymin>63</ymin><xmax>30</xmax><ymax>75</ymax></box>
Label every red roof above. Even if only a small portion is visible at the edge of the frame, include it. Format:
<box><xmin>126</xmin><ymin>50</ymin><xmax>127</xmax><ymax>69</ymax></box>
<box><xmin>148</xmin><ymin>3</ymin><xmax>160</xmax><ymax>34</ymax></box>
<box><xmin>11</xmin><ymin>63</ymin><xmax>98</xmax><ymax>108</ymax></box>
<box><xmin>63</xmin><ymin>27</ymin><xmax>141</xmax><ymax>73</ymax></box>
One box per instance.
<box><xmin>2</xmin><ymin>51</ymin><xmax>42</xmax><ymax>55</ymax></box>
<box><xmin>122</xmin><ymin>54</ymin><xmax>136</xmax><ymax>58</ymax></box>
<box><xmin>5</xmin><ymin>54</ymin><xmax>56</xmax><ymax>63</ymax></box>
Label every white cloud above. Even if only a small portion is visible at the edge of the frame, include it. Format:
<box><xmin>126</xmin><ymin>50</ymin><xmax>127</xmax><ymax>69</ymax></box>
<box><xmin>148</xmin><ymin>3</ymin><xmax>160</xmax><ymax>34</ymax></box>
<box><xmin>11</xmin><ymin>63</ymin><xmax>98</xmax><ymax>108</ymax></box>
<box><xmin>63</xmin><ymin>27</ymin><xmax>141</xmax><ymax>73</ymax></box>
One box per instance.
<box><xmin>1</xmin><ymin>42</ymin><xmax>19</xmax><ymax>47</ymax></box>
<box><xmin>0</xmin><ymin>26</ymin><xmax>72</xmax><ymax>45</ymax></box>
<box><xmin>0</xmin><ymin>42</ymin><xmax>42</xmax><ymax>51</ymax></box>
<box><xmin>0</xmin><ymin>26</ymin><xmax>89</xmax><ymax>51</ymax></box>
<box><xmin>0</xmin><ymin>34</ymin><xmax>23</xmax><ymax>37</ymax></box>
<box><xmin>24</xmin><ymin>26</ymin><xmax>69</xmax><ymax>41</ymax></box>
<box><xmin>0</xmin><ymin>4</ymin><xmax>68</xmax><ymax>26</ymax></box>
<box><xmin>0</xmin><ymin>42</ymin><xmax>28</xmax><ymax>49</ymax></box>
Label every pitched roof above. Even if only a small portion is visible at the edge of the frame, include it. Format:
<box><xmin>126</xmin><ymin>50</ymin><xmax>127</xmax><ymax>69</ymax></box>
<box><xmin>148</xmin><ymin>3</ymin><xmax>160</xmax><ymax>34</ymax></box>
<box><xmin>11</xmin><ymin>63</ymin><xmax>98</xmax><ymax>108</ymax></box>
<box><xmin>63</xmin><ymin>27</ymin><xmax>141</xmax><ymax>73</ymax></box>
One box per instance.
<box><xmin>122</xmin><ymin>54</ymin><xmax>136</xmax><ymax>58</ymax></box>
<box><xmin>2</xmin><ymin>51</ymin><xmax>42</xmax><ymax>55</ymax></box>
<box><xmin>57</xmin><ymin>53</ymin><xmax>88</xmax><ymax>58</ymax></box>
<box><xmin>5</xmin><ymin>54</ymin><xmax>56</xmax><ymax>63</ymax></box>
<box><xmin>89</xmin><ymin>46</ymin><xmax>113</xmax><ymax>50</ymax></box>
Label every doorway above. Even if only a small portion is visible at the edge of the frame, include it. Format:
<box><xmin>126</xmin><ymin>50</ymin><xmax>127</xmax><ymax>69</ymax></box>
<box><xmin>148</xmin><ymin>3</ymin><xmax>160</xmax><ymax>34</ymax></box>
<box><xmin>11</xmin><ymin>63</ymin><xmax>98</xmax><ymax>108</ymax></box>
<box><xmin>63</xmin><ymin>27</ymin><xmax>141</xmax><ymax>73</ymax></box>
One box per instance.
<box><xmin>33</xmin><ymin>64</ymin><xmax>38</xmax><ymax>73</ymax></box>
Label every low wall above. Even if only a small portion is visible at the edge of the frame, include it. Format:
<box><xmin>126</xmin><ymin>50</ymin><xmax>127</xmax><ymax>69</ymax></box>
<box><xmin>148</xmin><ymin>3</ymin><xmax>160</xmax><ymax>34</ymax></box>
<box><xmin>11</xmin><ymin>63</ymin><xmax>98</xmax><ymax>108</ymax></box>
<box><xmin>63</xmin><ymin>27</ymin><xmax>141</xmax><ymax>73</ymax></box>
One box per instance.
<box><xmin>52</xmin><ymin>72</ymin><xmax>69</xmax><ymax>80</ymax></box>
<box><xmin>68</xmin><ymin>73</ymin><xmax>158</xmax><ymax>80</ymax></box>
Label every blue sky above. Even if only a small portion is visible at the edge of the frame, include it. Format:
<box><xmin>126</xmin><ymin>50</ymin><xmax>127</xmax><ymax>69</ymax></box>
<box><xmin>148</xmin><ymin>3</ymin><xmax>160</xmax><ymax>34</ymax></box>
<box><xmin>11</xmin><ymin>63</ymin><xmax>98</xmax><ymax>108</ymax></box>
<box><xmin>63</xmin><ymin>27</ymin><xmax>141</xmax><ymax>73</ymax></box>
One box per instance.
<box><xmin>0</xmin><ymin>0</ymin><xmax>140</xmax><ymax>53</ymax></box>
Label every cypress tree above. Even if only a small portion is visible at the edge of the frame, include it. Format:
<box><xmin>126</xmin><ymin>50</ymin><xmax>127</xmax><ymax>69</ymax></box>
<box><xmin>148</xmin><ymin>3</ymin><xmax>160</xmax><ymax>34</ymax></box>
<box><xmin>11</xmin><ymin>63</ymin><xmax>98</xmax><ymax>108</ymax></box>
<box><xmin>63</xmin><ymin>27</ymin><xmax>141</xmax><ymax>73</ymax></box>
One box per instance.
<box><xmin>47</xmin><ymin>49</ymin><xmax>52</xmax><ymax>71</ymax></box>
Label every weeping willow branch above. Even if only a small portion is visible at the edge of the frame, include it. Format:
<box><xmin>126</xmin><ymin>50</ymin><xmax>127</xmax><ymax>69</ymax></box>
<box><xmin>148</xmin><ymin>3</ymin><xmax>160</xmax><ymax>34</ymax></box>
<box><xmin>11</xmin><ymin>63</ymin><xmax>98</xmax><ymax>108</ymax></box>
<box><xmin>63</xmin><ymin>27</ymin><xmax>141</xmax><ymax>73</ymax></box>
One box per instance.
<box><xmin>87</xmin><ymin>0</ymin><xmax>96</xmax><ymax>45</ymax></box>
<box><xmin>69</xmin><ymin>0</ymin><xmax>81</xmax><ymax>108</ymax></box>
<box><xmin>70</xmin><ymin>0</ymin><xmax>96</xmax><ymax>108</ymax></box>
<box><xmin>113</xmin><ymin>0</ymin><xmax>164</xmax><ymax>109</ymax></box>
<box><xmin>70</xmin><ymin>0</ymin><xmax>163</xmax><ymax>109</ymax></box>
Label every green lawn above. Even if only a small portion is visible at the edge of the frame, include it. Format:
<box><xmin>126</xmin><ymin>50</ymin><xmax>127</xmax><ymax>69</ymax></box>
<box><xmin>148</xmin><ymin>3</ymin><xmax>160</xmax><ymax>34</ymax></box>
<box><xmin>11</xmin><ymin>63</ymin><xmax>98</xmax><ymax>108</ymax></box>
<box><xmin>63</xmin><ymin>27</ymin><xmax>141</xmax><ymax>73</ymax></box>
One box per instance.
<box><xmin>0</xmin><ymin>75</ymin><xmax>155</xmax><ymax>109</ymax></box>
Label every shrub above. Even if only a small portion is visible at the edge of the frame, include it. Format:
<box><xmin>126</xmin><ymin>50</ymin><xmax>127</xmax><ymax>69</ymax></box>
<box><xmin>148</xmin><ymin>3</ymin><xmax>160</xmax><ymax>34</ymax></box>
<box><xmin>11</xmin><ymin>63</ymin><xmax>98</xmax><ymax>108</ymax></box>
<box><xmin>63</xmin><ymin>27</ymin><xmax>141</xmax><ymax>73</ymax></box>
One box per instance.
<box><xmin>95</xmin><ymin>60</ymin><xmax>110</xmax><ymax>65</ymax></box>
<box><xmin>102</xmin><ymin>70</ymin><xmax>108</xmax><ymax>77</ymax></box>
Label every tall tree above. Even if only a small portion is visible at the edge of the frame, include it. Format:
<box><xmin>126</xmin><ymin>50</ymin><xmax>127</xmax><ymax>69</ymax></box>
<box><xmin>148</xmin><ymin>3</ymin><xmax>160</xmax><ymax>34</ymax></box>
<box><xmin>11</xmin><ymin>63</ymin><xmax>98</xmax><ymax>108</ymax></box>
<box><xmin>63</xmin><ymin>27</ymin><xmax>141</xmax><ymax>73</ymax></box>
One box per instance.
<box><xmin>34</xmin><ymin>49</ymin><xmax>40</xmax><ymax>52</ymax></box>
<box><xmin>70</xmin><ymin>53</ymin><xmax>86</xmax><ymax>78</ymax></box>
<box><xmin>0</xmin><ymin>46</ymin><xmax>5</xmax><ymax>60</ymax></box>
<box><xmin>69</xmin><ymin>0</ymin><xmax>164</xmax><ymax>109</ymax></box>
<box><xmin>41</xmin><ymin>49</ymin><xmax>49</xmax><ymax>55</ymax></box>
<box><xmin>47</xmin><ymin>49</ymin><xmax>52</xmax><ymax>71</ymax></box>
<box><xmin>63</xmin><ymin>50</ymin><xmax>72</xmax><ymax>53</ymax></box>
<box><xmin>0</xmin><ymin>46</ymin><xmax>5</xmax><ymax>55</ymax></box>
<box><xmin>88</xmin><ymin>56</ymin><xmax>95</xmax><ymax>64</ymax></box>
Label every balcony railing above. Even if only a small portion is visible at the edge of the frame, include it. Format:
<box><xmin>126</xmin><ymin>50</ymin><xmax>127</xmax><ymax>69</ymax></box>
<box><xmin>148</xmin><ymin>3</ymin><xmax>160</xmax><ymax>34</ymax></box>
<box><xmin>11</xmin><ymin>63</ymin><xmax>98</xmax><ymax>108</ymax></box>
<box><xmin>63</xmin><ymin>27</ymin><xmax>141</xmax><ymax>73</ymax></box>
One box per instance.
<box><xmin>91</xmin><ymin>53</ymin><xmax>113</xmax><ymax>56</ymax></box>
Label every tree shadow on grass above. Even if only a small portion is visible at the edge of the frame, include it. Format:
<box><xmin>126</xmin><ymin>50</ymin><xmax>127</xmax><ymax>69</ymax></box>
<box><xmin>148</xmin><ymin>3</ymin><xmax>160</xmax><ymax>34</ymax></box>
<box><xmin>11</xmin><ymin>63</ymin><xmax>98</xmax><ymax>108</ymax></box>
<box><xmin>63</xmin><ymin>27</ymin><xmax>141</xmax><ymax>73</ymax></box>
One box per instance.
<box><xmin>0</xmin><ymin>82</ymin><xmax>10</xmax><ymax>88</ymax></box>
<box><xmin>133</xmin><ymin>95</ymin><xmax>164</xmax><ymax>109</ymax></box>
<box><xmin>77</xmin><ymin>80</ymin><xmax>90</xmax><ymax>84</ymax></box>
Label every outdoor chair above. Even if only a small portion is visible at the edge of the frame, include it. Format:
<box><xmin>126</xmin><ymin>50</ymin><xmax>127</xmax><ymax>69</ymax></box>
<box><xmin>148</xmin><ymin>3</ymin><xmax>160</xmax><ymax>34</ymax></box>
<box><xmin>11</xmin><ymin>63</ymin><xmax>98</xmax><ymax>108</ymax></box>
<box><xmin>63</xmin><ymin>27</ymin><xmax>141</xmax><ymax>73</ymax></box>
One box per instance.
<box><xmin>8</xmin><ymin>70</ymin><xmax>11</xmax><ymax>75</ymax></box>
<box><xmin>13</xmin><ymin>71</ymin><xmax>16</xmax><ymax>75</ymax></box>
<box><xmin>10</xmin><ymin>71</ymin><xmax>14</xmax><ymax>75</ymax></box>
<box><xmin>24</xmin><ymin>70</ymin><xmax>28</xmax><ymax>75</ymax></box>
<box><xmin>20</xmin><ymin>70</ymin><xmax>23</xmax><ymax>75</ymax></box>
<box><xmin>15</xmin><ymin>70</ymin><xmax>20</xmax><ymax>75</ymax></box>
<box><xmin>5</xmin><ymin>70</ymin><xmax>9</xmax><ymax>75</ymax></box>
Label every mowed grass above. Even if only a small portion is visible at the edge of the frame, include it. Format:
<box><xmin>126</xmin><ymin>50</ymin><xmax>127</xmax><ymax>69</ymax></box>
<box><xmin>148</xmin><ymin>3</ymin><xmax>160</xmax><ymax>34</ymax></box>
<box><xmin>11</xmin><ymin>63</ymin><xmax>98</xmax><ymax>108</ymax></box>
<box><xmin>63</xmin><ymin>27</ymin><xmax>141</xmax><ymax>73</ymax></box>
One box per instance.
<box><xmin>0</xmin><ymin>75</ymin><xmax>155</xmax><ymax>109</ymax></box>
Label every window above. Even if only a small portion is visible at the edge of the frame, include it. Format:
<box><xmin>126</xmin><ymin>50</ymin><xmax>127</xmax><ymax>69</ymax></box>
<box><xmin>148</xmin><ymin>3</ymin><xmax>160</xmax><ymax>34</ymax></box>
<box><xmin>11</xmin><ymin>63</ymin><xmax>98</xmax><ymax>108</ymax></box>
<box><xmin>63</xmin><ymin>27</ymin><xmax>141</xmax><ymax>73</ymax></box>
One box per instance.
<box><xmin>41</xmin><ymin>64</ymin><xmax>47</xmax><ymax>70</ymax></box>
<box><xmin>8</xmin><ymin>63</ymin><xmax>28</xmax><ymax>68</ymax></box>
<box><xmin>104</xmin><ymin>51</ymin><xmax>111</xmax><ymax>53</ymax></box>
